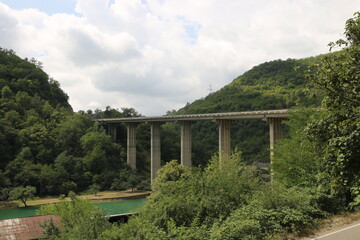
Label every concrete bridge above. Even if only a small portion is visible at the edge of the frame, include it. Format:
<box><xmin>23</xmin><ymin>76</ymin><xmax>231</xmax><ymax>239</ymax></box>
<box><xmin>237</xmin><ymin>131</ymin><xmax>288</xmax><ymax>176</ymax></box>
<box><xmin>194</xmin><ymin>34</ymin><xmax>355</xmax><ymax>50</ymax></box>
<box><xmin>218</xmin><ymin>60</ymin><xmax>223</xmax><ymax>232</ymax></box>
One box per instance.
<box><xmin>99</xmin><ymin>109</ymin><xmax>290</xmax><ymax>179</ymax></box>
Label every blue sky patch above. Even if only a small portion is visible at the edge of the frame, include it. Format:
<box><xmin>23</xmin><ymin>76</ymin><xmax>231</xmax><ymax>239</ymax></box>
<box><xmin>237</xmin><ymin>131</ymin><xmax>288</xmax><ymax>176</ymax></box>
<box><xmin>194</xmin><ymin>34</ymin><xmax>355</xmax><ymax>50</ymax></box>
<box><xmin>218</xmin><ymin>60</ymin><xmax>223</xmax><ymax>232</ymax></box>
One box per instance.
<box><xmin>1</xmin><ymin>0</ymin><xmax>77</xmax><ymax>15</ymax></box>
<box><xmin>177</xmin><ymin>15</ymin><xmax>201</xmax><ymax>44</ymax></box>
<box><xmin>184</xmin><ymin>22</ymin><xmax>201</xmax><ymax>44</ymax></box>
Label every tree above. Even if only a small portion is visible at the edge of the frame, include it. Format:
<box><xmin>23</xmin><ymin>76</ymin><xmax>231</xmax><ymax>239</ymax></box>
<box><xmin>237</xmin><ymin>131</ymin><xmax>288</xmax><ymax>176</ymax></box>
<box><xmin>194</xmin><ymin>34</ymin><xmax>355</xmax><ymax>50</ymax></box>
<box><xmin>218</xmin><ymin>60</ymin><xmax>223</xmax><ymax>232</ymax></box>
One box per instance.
<box><xmin>80</xmin><ymin>131</ymin><xmax>122</xmax><ymax>173</ymax></box>
<box><xmin>88</xmin><ymin>184</ymin><xmax>100</xmax><ymax>196</ymax></box>
<box><xmin>0</xmin><ymin>170</ymin><xmax>10</xmax><ymax>188</ymax></box>
<box><xmin>10</xmin><ymin>186</ymin><xmax>36</xmax><ymax>207</ymax></box>
<box><xmin>306</xmin><ymin>12</ymin><xmax>360</xmax><ymax>207</ymax></box>
<box><xmin>128</xmin><ymin>174</ymin><xmax>141</xmax><ymax>192</ymax></box>
<box><xmin>272</xmin><ymin>110</ymin><xmax>321</xmax><ymax>188</ymax></box>
<box><xmin>1</xmin><ymin>85</ymin><xmax>13</xmax><ymax>98</ymax></box>
<box><xmin>55</xmin><ymin>113</ymin><xmax>93</xmax><ymax>156</ymax></box>
<box><xmin>0</xmin><ymin>188</ymin><xmax>10</xmax><ymax>204</ymax></box>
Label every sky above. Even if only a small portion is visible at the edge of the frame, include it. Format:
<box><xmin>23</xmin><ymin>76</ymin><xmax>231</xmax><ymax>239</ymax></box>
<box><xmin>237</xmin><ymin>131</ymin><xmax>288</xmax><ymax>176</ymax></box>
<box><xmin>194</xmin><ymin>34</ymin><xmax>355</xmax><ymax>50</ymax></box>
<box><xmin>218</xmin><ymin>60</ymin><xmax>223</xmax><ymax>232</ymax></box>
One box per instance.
<box><xmin>0</xmin><ymin>0</ymin><xmax>359</xmax><ymax>116</ymax></box>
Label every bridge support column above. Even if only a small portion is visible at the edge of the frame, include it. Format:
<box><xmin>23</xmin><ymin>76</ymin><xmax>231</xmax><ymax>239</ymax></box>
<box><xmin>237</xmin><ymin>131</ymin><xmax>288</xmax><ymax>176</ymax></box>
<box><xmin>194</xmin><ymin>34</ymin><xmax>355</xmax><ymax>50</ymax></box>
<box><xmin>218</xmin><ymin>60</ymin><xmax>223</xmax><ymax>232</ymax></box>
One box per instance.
<box><xmin>266</xmin><ymin>117</ymin><xmax>286</xmax><ymax>183</ymax></box>
<box><xmin>126</xmin><ymin>123</ymin><xmax>138</xmax><ymax>170</ymax></box>
<box><xmin>267</xmin><ymin>118</ymin><xmax>285</xmax><ymax>158</ymax></box>
<box><xmin>218</xmin><ymin>120</ymin><xmax>232</xmax><ymax>160</ymax></box>
<box><xmin>151</xmin><ymin>122</ymin><xmax>162</xmax><ymax>180</ymax></box>
<box><xmin>180</xmin><ymin>121</ymin><xmax>193</xmax><ymax>167</ymax></box>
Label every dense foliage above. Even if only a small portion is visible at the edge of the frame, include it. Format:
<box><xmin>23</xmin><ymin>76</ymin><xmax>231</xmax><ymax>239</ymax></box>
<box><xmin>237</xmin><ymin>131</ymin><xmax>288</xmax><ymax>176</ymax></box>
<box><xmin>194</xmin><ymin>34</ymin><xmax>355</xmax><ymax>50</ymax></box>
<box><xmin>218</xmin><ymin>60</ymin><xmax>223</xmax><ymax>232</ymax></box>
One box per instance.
<box><xmin>273</xmin><ymin>12</ymin><xmax>360</xmax><ymax>212</ymax></box>
<box><xmin>306</xmin><ymin>12</ymin><xmax>360</xmax><ymax>208</ymax></box>
<box><xmin>40</xmin><ymin>153</ymin><xmax>323</xmax><ymax>239</ymax></box>
<box><xmin>272</xmin><ymin>110</ymin><xmax>321</xmax><ymax>188</ymax></box>
<box><xmin>0</xmin><ymin>48</ymin><xmax>71</xmax><ymax>110</ymax></box>
<box><xmin>0</xmin><ymin>49</ymin><xmax>148</xmax><ymax>198</ymax></box>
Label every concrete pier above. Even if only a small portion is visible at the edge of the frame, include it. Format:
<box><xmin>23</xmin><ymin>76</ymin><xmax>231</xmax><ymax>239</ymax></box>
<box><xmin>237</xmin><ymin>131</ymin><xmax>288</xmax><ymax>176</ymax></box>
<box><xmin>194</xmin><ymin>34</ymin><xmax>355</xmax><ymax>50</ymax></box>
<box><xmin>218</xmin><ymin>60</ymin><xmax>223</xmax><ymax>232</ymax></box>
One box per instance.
<box><xmin>218</xmin><ymin>120</ymin><xmax>232</xmax><ymax>159</ymax></box>
<box><xmin>127</xmin><ymin>123</ymin><xmax>138</xmax><ymax>169</ymax></box>
<box><xmin>180</xmin><ymin>121</ymin><xmax>193</xmax><ymax>167</ymax></box>
<box><xmin>266</xmin><ymin>117</ymin><xmax>286</xmax><ymax>182</ymax></box>
<box><xmin>151</xmin><ymin>122</ymin><xmax>162</xmax><ymax>179</ymax></box>
<box><xmin>267</xmin><ymin>117</ymin><xmax>285</xmax><ymax>158</ymax></box>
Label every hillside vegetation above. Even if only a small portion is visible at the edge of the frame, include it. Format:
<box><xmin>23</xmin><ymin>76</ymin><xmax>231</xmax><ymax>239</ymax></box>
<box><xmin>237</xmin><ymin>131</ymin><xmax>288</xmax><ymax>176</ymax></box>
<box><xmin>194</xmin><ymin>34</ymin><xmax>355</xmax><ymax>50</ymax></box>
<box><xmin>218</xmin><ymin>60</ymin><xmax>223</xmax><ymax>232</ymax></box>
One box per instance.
<box><xmin>178</xmin><ymin>57</ymin><xmax>318</xmax><ymax>114</ymax></box>
<box><xmin>163</xmin><ymin>57</ymin><xmax>321</xmax><ymax>166</ymax></box>
<box><xmin>0</xmin><ymin>49</ymin><xmax>149</xmax><ymax>199</ymax></box>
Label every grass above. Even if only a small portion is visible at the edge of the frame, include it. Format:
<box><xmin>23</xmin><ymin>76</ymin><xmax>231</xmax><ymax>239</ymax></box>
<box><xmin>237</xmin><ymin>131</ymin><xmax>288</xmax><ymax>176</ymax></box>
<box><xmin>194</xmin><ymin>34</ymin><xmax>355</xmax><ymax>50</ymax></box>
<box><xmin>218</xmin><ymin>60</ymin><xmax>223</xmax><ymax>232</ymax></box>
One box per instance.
<box><xmin>0</xmin><ymin>201</ymin><xmax>18</xmax><ymax>210</ymax></box>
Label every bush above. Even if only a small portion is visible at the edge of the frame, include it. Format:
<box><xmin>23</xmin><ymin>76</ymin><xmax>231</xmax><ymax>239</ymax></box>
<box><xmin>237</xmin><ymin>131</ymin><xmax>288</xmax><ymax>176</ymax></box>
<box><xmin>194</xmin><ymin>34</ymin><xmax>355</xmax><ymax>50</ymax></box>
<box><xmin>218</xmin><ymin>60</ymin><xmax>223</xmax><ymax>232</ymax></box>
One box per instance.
<box><xmin>100</xmin><ymin>217</ymin><xmax>166</xmax><ymax>240</ymax></box>
<box><xmin>212</xmin><ymin>185</ymin><xmax>323</xmax><ymax>239</ymax></box>
<box><xmin>210</xmin><ymin>219</ymin><xmax>263</xmax><ymax>240</ymax></box>
<box><xmin>122</xmin><ymin>152</ymin><xmax>262</xmax><ymax>237</ymax></box>
<box><xmin>38</xmin><ymin>196</ymin><xmax>110</xmax><ymax>239</ymax></box>
<box><xmin>137</xmin><ymin>179</ymin><xmax>151</xmax><ymax>191</ymax></box>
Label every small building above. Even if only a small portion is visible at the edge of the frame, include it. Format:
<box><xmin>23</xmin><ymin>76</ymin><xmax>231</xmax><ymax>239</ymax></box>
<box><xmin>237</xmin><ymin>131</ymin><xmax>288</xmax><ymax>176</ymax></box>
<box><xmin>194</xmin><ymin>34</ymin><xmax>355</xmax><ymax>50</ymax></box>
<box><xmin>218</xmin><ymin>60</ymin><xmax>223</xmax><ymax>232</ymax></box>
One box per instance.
<box><xmin>0</xmin><ymin>215</ymin><xmax>60</xmax><ymax>240</ymax></box>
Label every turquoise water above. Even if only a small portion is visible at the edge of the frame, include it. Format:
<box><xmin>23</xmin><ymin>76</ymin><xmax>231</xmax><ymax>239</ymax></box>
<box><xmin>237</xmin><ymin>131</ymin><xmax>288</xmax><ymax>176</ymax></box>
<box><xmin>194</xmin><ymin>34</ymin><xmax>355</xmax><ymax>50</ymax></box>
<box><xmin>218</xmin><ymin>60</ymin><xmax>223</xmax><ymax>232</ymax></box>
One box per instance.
<box><xmin>0</xmin><ymin>198</ymin><xmax>147</xmax><ymax>220</ymax></box>
<box><xmin>95</xmin><ymin>198</ymin><xmax>146</xmax><ymax>215</ymax></box>
<box><xmin>0</xmin><ymin>206</ymin><xmax>40</xmax><ymax>220</ymax></box>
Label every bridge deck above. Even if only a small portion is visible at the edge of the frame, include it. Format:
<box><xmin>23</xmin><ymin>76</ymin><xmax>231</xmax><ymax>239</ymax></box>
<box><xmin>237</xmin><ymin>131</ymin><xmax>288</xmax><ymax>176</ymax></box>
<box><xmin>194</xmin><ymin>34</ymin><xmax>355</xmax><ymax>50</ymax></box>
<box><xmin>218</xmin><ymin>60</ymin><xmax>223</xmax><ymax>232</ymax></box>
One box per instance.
<box><xmin>98</xmin><ymin>109</ymin><xmax>290</xmax><ymax>123</ymax></box>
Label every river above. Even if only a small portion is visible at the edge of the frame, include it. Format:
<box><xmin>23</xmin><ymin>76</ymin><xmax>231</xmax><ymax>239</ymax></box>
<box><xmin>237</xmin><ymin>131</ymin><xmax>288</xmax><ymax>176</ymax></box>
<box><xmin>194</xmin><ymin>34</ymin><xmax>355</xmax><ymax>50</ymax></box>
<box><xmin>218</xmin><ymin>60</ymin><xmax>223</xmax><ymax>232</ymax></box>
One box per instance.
<box><xmin>0</xmin><ymin>198</ymin><xmax>147</xmax><ymax>220</ymax></box>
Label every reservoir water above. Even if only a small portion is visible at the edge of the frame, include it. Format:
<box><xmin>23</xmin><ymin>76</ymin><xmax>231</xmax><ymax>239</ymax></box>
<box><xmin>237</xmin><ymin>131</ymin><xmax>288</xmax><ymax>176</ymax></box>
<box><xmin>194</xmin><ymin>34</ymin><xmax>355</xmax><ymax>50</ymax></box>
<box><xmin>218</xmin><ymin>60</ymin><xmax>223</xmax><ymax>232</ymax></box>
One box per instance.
<box><xmin>0</xmin><ymin>198</ymin><xmax>147</xmax><ymax>220</ymax></box>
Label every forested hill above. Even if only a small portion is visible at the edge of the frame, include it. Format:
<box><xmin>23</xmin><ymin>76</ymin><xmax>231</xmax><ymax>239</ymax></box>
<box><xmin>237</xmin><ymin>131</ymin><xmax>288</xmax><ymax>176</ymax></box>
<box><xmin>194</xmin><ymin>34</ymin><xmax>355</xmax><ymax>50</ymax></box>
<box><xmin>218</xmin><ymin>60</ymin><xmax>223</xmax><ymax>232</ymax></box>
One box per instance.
<box><xmin>0</xmin><ymin>48</ymin><xmax>74</xmax><ymax>167</ymax></box>
<box><xmin>0</xmin><ymin>48</ymin><xmax>72</xmax><ymax>110</ymax></box>
<box><xmin>165</xmin><ymin>57</ymin><xmax>322</xmax><ymax>166</ymax></box>
<box><xmin>0</xmin><ymin>48</ymin><xmax>145</xmax><ymax>197</ymax></box>
<box><xmin>177</xmin><ymin>57</ymin><xmax>320</xmax><ymax>114</ymax></box>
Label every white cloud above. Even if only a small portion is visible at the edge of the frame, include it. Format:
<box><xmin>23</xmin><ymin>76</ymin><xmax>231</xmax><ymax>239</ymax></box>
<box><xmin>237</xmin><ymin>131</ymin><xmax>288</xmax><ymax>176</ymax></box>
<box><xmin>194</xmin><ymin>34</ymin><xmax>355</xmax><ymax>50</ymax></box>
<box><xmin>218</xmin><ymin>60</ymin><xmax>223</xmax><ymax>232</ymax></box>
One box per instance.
<box><xmin>0</xmin><ymin>0</ymin><xmax>359</xmax><ymax>115</ymax></box>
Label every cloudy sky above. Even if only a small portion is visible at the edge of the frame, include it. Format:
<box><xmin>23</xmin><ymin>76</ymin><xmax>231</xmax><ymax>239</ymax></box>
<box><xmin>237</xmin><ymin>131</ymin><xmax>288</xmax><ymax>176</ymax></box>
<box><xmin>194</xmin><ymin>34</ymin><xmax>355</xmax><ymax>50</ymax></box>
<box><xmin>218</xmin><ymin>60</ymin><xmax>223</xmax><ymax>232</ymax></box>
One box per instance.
<box><xmin>0</xmin><ymin>0</ymin><xmax>359</xmax><ymax>115</ymax></box>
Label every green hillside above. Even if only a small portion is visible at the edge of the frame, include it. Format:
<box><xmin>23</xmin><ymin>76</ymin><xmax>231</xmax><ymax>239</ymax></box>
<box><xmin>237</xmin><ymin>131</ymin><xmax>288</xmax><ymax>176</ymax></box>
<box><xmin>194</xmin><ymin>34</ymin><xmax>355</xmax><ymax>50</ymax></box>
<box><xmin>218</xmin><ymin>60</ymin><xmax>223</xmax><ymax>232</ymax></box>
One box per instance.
<box><xmin>0</xmin><ymin>49</ymin><xmax>147</xmax><ymax>197</ymax></box>
<box><xmin>0</xmin><ymin>48</ymin><xmax>73</xmax><ymax>167</ymax></box>
<box><xmin>178</xmin><ymin>57</ymin><xmax>319</xmax><ymax>114</ymax></box>
<box><xmin>0</xmin><ymin>48</ymin><xmax>72</xmax><ymax>110</ymax></box>
<box><xmin>163</xmin><ymin>58</ymin><xmax>322</xmax><ymax>166</ymax></box>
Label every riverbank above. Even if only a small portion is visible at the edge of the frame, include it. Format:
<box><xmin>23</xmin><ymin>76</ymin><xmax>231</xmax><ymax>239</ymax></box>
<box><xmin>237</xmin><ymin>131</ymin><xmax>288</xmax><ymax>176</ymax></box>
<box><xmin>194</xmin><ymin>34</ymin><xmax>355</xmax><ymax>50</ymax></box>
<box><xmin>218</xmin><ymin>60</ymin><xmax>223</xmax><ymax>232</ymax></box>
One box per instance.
<box><xmin>0</xmin><ymin>190</ymin><xmax>150</xmax><ymax>209</ymax></box>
